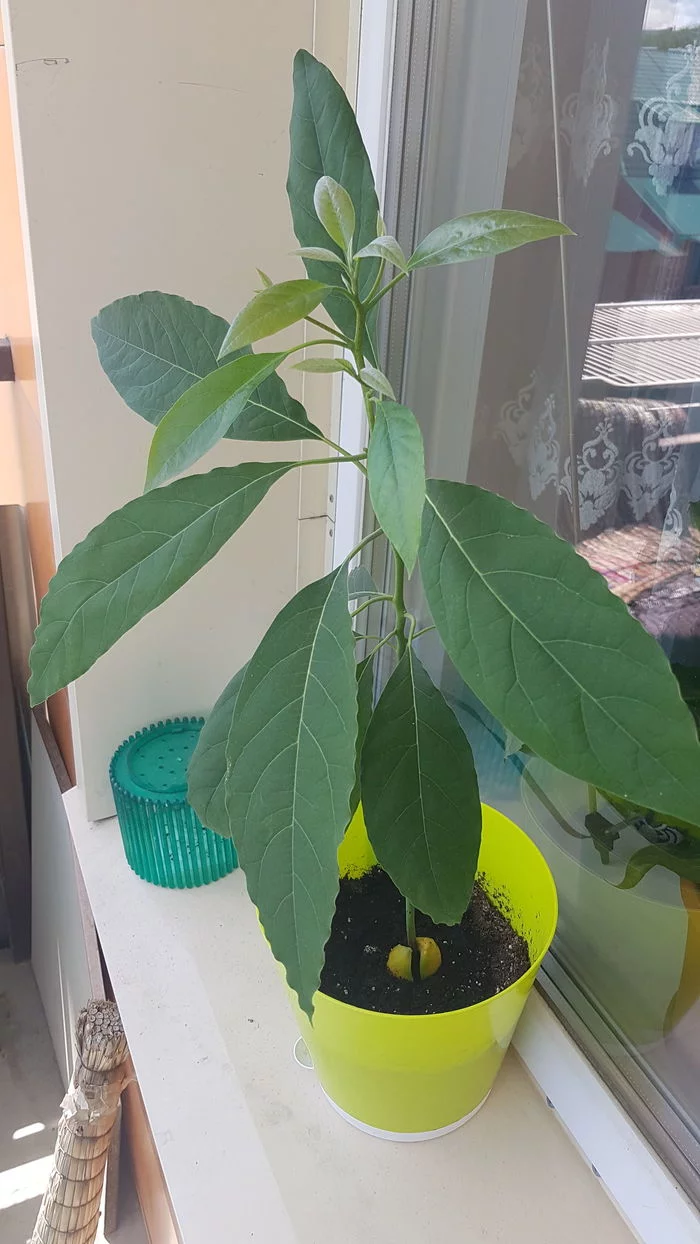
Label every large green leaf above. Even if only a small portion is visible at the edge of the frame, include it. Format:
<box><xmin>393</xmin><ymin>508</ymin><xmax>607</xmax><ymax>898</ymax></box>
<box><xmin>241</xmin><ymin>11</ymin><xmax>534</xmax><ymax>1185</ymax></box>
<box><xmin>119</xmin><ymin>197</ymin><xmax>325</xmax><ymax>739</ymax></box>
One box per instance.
<box><xmin>218</xmin><ymin>280</ymin><xmax>330</xmax><ymax>357</ymax></box>
<box><xmin>420</xmin><ymin>479</ymin><xmax>700</xmax><ymax>826</ymax></box>
<box><xmin>408</xmin><ymin>210</ymin><xmax>572</xmax><ymax>271</ymax></box>
<box><xmin>287</xmin><ymin>49</ymin><xmax>380</xmax><ymax>353</ymax></box>
<box><xmin>361</xmin><ymin>648</ymin><xmax>481</xmax><ymax>923</ymax></box>
<box><xmin>187</xmin><ymin>663</ymin><xmax>248</xmax><ymax>836</ymax></box>
<box><xmin>225</xmin><ymin>565</ymin><xmax>357</xmax><ymax>1017</ymax></box>
<box><xmin>146</xmin><ymin>353</ymin><xmax>286</xmax><ymax>489</ymax></box>
<box><xmin>91</xmin><ymin>292</ymin><xmax>228</xmax><ymax>422</ymax></box>
<box><xmin>28</xmin><ymin>463</ymin><xmax>293</xmax><ymax>705</ymax></box>
<box><xmin>367</xmin><ymin>402</ymin><xmax>425</xmax><ymax>573</ymax></box>
<box><xmin>92</xmin><ymin>291</ymin><xmax>320</xmax><ymax>450</ymax></box>
<box><xmin>349</xmin><ymin>653</ymin><xmax>375</xmax><ymax>817</ymax></box>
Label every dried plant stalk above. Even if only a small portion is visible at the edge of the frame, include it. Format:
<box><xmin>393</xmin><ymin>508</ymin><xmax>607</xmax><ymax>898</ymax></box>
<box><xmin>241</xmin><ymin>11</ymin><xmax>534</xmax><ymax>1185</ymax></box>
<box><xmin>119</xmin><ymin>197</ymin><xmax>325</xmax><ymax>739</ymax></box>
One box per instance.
<box><xmin>31</xmin><ymin>1000</ymin><xmax>130</xmax><ymax>1244</ymax></box>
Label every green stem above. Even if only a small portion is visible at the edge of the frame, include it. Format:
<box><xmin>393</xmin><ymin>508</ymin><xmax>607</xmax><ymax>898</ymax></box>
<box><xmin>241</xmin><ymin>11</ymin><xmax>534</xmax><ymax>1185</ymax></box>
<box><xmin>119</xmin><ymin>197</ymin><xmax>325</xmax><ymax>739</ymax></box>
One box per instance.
<box><xmin>350</xmin><ymin>594</ymin><xmax>394</xmax><ymax>619</ymax></box>
<box><xmin>345</xmin><ymin>527</ymin><xmax>381</xmax><ymax>565</ymax></box>
<box><xmin>304</xmin><ymin>314</ymin><xmax>349</xmax><ymax>343</ymax></box>
<box><xmin>303</xmin><ymin>454</ymin><xmax>367</xmax><ymax>468</ymax></box>
<box><xmin>365</xmin><ymin>256</ymin><xmax>386</xmax><ymax>306</ymax></box>
<box><xmin>412</xmin><ymin>625</ymin><xmax>436</xmax><ymax>640</ymax></box>
<box><xmin>366</xmin><ymin>269</ymin><xmax>407</xmax><ymax>313</ymax></box>
<box><xmin>587</xmin><ymin>785</ymin><xmax>598</xmax><ymax>815</ymax></box>
<box><xmin>392</xmin><ymin>553</ymin><xmax>408</xmax><ymax>657</ymax></box>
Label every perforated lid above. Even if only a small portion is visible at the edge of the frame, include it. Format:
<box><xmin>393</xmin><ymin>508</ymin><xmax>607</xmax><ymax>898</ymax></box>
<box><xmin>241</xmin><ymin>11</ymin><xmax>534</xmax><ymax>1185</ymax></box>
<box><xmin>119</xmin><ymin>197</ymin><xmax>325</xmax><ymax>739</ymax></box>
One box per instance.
<box><xmin>110</xmin><ymin>718</ymin><xmax>204</xmax><ymax>804</ymax></box>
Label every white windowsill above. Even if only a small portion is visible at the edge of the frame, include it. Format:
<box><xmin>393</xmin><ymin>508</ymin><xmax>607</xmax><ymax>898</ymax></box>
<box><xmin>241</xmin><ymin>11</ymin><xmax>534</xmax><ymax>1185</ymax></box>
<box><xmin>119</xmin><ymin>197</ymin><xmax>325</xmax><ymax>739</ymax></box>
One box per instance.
<box><xmin>61</xmin><ymin>786</ymin><xmax>646</xmax><ymax>1244</ymax></box>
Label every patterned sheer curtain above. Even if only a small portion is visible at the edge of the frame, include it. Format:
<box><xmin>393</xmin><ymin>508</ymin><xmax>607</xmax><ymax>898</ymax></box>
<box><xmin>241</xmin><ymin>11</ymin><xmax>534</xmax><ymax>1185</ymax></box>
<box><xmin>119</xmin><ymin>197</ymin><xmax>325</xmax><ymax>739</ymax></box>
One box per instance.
<box><xmin>467</xmin><ymin>0</ymin><xmax>700</xmax><ymax>666</ymax></box>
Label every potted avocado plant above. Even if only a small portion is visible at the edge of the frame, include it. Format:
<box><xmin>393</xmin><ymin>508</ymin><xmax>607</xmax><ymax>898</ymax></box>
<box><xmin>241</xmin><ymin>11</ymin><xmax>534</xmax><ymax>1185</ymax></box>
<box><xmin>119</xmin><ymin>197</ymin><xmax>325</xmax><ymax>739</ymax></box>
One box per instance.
<box><xmin>28</xmin><ymin>50</ymin><xmax>700</xmax><ymax>1139</ymax></box>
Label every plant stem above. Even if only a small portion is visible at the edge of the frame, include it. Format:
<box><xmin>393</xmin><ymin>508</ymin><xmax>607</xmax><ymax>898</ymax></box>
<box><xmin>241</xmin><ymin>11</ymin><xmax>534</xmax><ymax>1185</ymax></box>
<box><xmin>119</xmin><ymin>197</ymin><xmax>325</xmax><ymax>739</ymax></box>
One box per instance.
<box><xmin>304</xmin><ymin>314</ymin><xmax>349</xmax><ymax>342</ymax></box>
<box><xmin>350</xmin><ymin>594</ymin><xmax>394</xmax><ymax>619</ymax></box>
<box><xmin>392</xmin><ymin>552</ymin><xmax>408</xmax><ymax>657</ymax></box>
<box><xmin>587</xmin><ymin>784</ymin><xmax>598</xmax><ymax>815</ymax></box>
<box><xmin>366</xmin><ymin>269</ymin><xmax>407</xmax><ymax>312</ymax></box>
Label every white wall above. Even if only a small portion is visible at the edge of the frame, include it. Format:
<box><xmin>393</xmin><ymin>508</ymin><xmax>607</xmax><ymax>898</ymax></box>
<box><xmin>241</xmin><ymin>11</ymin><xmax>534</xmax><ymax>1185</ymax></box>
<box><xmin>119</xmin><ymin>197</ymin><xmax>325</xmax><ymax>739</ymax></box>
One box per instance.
<box><xmin>2</xmin><ymin>0</ymin><xmax>357</xmax><ymax>818</ymax></box>
<box><xmin>31</xmin><ymin>718</ymin><xmax>97</xmax><ymax>1087</ymax></box>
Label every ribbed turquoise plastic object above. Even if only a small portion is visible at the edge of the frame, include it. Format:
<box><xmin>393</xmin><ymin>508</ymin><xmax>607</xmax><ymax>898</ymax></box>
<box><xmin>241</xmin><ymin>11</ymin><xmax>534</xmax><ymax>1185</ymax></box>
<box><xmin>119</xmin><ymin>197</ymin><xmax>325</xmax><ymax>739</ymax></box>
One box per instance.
<box><xmin>109</xmin><ymin>717</ymin><xmax>237</xmax><ymax>888</ymax></box>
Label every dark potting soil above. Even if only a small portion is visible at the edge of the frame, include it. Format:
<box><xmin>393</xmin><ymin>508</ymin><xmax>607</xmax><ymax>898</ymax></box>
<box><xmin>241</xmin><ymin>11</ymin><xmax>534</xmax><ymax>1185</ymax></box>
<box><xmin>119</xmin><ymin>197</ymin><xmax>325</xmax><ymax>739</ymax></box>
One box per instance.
<box><xmin>320</xmin><ymin>867</ymin><xmax>531</xmax><ymax>1016</ymax></box>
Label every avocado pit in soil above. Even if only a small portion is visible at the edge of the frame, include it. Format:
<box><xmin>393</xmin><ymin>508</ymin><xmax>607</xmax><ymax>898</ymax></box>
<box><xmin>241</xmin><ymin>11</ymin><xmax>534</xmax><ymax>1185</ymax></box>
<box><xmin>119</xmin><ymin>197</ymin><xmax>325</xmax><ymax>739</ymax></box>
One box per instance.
<box><xmin>320</xmin><ymin>867</ymin><xmax>531</xmax><ymax>1015</ymax></box>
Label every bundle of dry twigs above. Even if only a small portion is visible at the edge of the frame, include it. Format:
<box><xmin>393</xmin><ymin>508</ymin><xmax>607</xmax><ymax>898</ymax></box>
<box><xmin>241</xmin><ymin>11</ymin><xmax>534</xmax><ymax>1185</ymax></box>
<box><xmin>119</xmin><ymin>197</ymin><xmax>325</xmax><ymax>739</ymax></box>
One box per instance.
<box><xmin>30</xmin><ymin>1000</ymin><xmax>130</xmax><ymax>1244</ymax></box>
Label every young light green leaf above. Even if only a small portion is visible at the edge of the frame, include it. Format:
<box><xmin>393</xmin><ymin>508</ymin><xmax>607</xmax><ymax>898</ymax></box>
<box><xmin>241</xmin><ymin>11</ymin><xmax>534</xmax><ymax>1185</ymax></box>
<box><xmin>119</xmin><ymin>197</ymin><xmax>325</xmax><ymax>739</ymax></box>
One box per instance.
<box><xmin>91</xmin><ymin>292</ymin><xmax>229</xmax><ymax>423</ymax></box>
<box><xmin>313</xmin><ymin>176</ymin><xmax>356</xmax><ymax>253</ymax></box>
<box><xmin>408</xmin><ymin>210</ymin><xmax>572</xmax><ymax>271</ymax></box>
<box><xmin>257</xmin><ymin>269</ymin><xmax>273</xmax><ymax>288</ymax></box>
<box><xmin>360</xmin><ymin>364</ymin><xmax>395</xmax><ymax>399</ymax></box>
<box><xmin>361</xmin><ymin>648</ymin><xmax>482</xmax><ymax>923</ymax></box>
<box><xmin>348</xmin><ymin>564</ymin><xmax>378</xmax><ymax>599</ymax></box>
<box><xmin>187</xmin><ymin>663</ymin><xmax>249</xmax><ymax>836</ymax></box>
<box><xmin>350</xmin><ymin>653</ymin><xmax>375</xmax><ymax>817</ymax></box>
<box><xmin>226</xmin><ymin>565</ymin><xmax>357</xmax><ymax>1018</ymax></box>
<box><xmin>293</xmin><ymin>357</ymin><xmax>354</xmax><ymax>375</ymax></box>
<box><xmin>420</xmin><ymin>479</ymin><xmax>700</xmax><ymax>827</ymax></box>
<box><xmin>28</xmin><ymin>463</ymin><xmax>294</xmax><ymax>705</ymax></box>
<box><xmin>146</xmin><ymin>353</ymin><xmax>287</xmax><ymax>489</ymax></box>
<box><xmin>355</xmin><ymin>235</ymin><xmax>408</xmax><ymax>272</ymax></box>
<box><xmin>288</xmin><ymin>49</ymin><xmax>380</xmax><ymax>354</ymax></box>
<box><xmin>294</xmin><ymin>246</ymin><xmax>346</xmax><ymax>266</ymax></box>
<box><xmin>218</xmin><ymin>280</ymin><xmax>330</xmax><ymax>357</ymax></box>
<box><xmin>367</xmin><ymin>402</ymin><xmax>425</xmax><ymax>573</ymax></box>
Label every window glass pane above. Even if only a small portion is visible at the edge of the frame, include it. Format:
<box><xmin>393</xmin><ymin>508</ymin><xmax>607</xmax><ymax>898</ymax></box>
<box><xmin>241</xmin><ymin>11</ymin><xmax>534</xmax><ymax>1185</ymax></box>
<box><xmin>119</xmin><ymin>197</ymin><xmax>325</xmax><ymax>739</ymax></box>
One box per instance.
<box><xmin>392</xmin><ymin>0</ymin><xmax>700</xmax><ymax>1188</ymax></box>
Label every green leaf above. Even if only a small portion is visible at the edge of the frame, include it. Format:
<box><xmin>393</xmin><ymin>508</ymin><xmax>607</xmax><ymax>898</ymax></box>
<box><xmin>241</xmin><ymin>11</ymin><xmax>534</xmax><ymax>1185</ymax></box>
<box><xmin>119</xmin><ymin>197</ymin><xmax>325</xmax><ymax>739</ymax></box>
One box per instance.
<box><xmin>420</xmin><ymin>479</ymin><xmax>700</xmax><ymax>827</ymax></box>
<box><xmin>314</xmin><ymin>176</ymin><xmax>356</xmax><ymax>253</ymax></box>
<box><xmin>219</xmin><ymin>280</ymin><xmax>330</xmax><ymax>357</ymax></box>
<box><xmin>92</xmin><ymin>292</ymin><xmax>321</xmax><ymax>452</ymax></box>
<box><xmin>257</xmin><ymin>269</ymin><xmax>273</xmax><ymax>288</ymax></box>
<box><xmin>91</xmin><ymin>292</ymin><xmax>229</xmax><ymax>423</ymax></box>
<box><xmin>350</xmin><ymin>653</ymin><xmax>375</xmax><ymax>817</ymax></box>
<box><xmin>360</xmin><ymin>364</ymin><xmax>395</xmax><ymax>399</ymax></box>
<box><xmin>187</xmin><ymin>663</ymin><xmax>248</xmax><ymax>835</ymax></box>
<box><xmin>287</xmin><ymin>49</ymin><xmax>380</xmax><ymax>354</ymax></box>
<box><xmin>348</xmin><ymin>564</ymin><xmax>377</xmax><ymax>599</ymax></box>
<box><xmin>367</xmin><ymin>402</ymin><xmax>425</xmax><ymax>574</ymax></box>
<box><xmin>361</xmin><ymin>648</ymin><xmax>481</xmax><ymax>923</ymax></box>
<box><xmin>355</xmin><ymin>235</ymin><xmax>408</xmax><ymax>271</ymax></box>
<box><xmin>293</xmin><ymin>357</ymin><xmax>354</xmax><ymax>376</ymax></box>
<box><xmin>28</xmin><ymin>463</ymin><xmax>293</xmax><ymax>705</ymax></box>
<box><xmin>146</xmin><ymin>353</ymin><xmax>287</xmax><ymax>489</ymax></box>
<box><xmin>294</xmin><ymin>246</ymin><xmax>346</xmax><ymax>266</ymax></box>
<box><xmin>225</xmin><ymin>565</ymin><xmax>357</xmax><ymax>1017</ymax></box>
<box><xmin>408</xmin><ymin>210</ymin><xmax>572</xmax><ymax>271</ymax></box>
<box><xmin>238</xmin><ymin>364</ymin><xmax>324</xmax><ymax>443</ymax></box>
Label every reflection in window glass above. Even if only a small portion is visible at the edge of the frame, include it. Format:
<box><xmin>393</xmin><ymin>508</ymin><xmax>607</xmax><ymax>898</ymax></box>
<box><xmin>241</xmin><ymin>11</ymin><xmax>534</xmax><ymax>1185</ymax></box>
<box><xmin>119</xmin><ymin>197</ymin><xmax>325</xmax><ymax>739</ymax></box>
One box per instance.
<box><xmin>396</xmin><ymin>0</ymin><xmax>700</xmax><ymax>1190</ymax></box>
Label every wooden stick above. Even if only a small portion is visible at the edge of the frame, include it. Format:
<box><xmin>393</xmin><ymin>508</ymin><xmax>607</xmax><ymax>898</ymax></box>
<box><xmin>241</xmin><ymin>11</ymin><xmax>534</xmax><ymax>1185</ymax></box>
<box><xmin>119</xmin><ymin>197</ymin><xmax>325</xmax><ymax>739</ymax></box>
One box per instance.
<box><xmin>31</xmin><ymin>1000</ymin><xmax>131</xmax><ymax>1244</ymax></box>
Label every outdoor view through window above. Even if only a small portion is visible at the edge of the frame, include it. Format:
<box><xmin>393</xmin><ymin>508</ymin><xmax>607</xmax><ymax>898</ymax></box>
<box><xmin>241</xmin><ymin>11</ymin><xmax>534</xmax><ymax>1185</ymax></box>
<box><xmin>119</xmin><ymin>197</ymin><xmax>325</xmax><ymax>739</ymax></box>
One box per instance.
<box><xmin>394</xmin><ymin>0</ymin><xmax>700</xmax><ymax>1190</ymax></box>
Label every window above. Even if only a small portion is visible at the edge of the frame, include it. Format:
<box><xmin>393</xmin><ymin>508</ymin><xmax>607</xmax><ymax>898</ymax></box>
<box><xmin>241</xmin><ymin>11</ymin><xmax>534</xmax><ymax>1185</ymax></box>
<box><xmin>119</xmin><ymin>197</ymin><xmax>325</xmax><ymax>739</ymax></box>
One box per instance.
<box><xmin>376</xmin><ymin>0</ymin><xmax>700</xmax><ymax>1201</ymax></box>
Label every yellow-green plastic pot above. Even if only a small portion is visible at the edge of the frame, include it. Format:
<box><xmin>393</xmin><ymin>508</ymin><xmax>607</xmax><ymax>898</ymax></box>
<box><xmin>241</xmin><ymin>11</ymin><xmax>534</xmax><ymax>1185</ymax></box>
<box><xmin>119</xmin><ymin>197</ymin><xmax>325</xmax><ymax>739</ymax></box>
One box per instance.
<box><xmin>292</xmin><ymin>803</ymin><xmax>557</xmax><ymax>1140</ymax></box>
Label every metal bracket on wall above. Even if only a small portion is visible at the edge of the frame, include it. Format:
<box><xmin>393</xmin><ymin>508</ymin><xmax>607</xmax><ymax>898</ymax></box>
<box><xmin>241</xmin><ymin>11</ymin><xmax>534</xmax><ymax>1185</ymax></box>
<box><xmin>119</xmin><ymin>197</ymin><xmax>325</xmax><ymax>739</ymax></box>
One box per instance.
<box><xmin>0</xmin><ymin>338</ymin><xmax>15</xmax><ymax>382</ymax></box>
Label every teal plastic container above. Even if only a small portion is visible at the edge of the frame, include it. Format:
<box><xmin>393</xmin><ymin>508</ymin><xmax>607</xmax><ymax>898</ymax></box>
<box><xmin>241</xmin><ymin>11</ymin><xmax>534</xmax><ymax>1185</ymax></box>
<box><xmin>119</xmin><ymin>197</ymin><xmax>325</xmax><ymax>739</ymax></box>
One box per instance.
<box><xmin>109</xmin><ymin>717</ymin><xmax>237</xmax><ymax>888</ymax></box>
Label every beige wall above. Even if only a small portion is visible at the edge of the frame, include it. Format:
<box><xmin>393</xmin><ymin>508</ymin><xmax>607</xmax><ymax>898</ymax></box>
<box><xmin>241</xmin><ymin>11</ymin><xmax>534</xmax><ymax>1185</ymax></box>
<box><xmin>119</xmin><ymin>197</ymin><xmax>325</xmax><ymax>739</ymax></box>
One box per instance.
<box><xmin>0</xmin><ymin>15</ymin><xmax>74</xmax><ymax>772</ymax></box>
<box><xmin>2</xmin><ymin>0</ymin><xmax>357</xmax><ymax>819</ymax></box>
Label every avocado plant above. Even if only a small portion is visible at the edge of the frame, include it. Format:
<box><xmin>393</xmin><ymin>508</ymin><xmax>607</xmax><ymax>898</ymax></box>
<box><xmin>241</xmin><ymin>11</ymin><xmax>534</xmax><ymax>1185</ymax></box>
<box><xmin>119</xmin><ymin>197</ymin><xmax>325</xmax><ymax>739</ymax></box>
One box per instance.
<box><xmin>28</xmin><ymin>50</ymin><xmax>700</xmax><ymax>1019</ymax></box>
